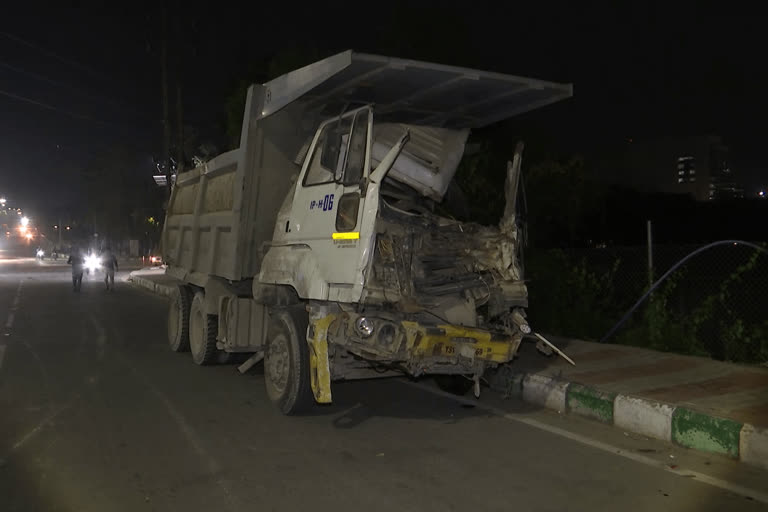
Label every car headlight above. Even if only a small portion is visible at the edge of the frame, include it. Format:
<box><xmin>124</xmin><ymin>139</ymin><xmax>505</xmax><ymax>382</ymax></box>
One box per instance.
<box><xmin>85</xmin><ymin>255</ymin><xmax>101</xmax><ymax>269</ymax></box>
<box><xmin>355</xmin><ymin>317</ymin><xmax>375</xmax><ymax>338</ymax></box>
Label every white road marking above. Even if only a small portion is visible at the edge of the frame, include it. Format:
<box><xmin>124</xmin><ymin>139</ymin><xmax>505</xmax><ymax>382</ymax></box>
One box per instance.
<box><xmin>4</xmin><ymin>312</ymin><xmax>15</xmax><ymax>329</ymax></box>
<box><xmin>92</xmin><ymin>314</ymin><xmax>241</xmax><ymax>511</ymax></box>
<box><xmin>124</xmin><ymin>358</ymin><xmax>241</xmax><ymax>511</ymax></box>
<box><xmin>402</xmin><ymin>380</ymin><xmax>768</xmax><ymax>505</ymax></box>
<box><xmin>11</xmin><ymin>398</ymin><xmax>77</xmax><ymax>452</ymax></box>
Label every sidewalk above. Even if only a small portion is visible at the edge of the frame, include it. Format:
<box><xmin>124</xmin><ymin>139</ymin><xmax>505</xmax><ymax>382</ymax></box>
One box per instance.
<box><xmin>128</xmin><ymin>269</ymin><xmax>768</xmax><ymax>470</ymax></box>
<box><xmin>126</xmin><ymin>267</ymin><xmax>179</xmax><ymax>298</ymax></box>
<box><xmin>490</xmin><ymin>335</ymin><xmax>768</xmax><ymax>469</ymax></box>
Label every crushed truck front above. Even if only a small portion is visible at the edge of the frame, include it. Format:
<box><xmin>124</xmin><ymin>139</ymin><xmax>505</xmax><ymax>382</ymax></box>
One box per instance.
<box><xmin>254</xmin><ymin>51</ymin><xmax>571</xmax><ymax>402</ymax></box>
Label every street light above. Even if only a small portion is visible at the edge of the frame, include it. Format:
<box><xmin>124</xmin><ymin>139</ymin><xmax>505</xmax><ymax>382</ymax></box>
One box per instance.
<box><xmin>21</xmin><ymin>216</ymin><xmax>29</xmax><ymax>227</ymax></box>
<box><xmin>0</xmin><ymin>198</ymin><xmax>6</xmax><ymax>205</ymax></box>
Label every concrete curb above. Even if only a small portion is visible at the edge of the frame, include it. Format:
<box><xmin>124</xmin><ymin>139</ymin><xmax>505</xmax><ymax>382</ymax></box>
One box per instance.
<box><xmin>490</xmin><ymin>369</ymin><xmax>768</xmax><ymax>470</ymax></box>
<box><xmin>128</xmin><ymin>273</ymin><xmax>175</xmax><ymax>298</ymax></box>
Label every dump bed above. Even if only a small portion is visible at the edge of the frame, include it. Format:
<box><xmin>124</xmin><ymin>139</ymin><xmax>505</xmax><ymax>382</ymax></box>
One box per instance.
<box><xmin>162</xmin><ymin>91</ymin><xmax>308</xmax><ymax>282</ymax></box>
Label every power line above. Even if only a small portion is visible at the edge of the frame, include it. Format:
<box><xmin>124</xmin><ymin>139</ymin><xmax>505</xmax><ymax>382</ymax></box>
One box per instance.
<box><xmin>0</xmin><ymin>87</ymin><xmax>130</xmax><ymax>127</ymax></box>
<box><xmin>0</xmin><ymin>31</ymin><xmax>112</xmax><ymax>83</ymax></box>
<box><xmin>0</xmin><ymin>59</ymin><xmax>153</xmax><ymax>118</ymax></box>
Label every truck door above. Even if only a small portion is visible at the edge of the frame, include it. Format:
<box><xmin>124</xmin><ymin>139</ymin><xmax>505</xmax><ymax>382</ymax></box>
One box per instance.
<box><xmin>287</xmin><ymin>107</ymin><xmax>371</xmax><ymax>290</ymax></box>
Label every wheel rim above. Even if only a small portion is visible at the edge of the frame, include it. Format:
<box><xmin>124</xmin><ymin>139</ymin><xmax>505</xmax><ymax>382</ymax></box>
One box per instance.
<box><xmin>267</xmin><ymin>332</ymin><xmax>290</xmax><ymax>394</ymax></box>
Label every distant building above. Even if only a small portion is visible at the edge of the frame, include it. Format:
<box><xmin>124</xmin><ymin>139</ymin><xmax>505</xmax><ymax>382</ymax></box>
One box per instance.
<box><xmin>596</xmin><ymin>135</ymin><xmax>744</xmax><ymax>201</ymax></box>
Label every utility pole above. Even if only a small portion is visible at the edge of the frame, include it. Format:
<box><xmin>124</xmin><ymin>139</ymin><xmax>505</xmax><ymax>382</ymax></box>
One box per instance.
<box><xmin>161</xmin><ymin>5</ymin><xmax>172</xmax><ymax>198</ymax></box>
<box><xmin>176</xmin><ymin>80</ymin><xmax>184</xmax><ymax>175</ymax></box>
<box><xmin>58</xmin><ymin>217</ymin><xmax>62</xmax><ymax>247</ymax></box>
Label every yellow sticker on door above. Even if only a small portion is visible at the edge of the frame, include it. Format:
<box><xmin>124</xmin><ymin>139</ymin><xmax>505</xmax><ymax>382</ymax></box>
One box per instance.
<box><xmin>332</xmin><ymin>232</ymin><xmax>360</xmax><ymax>240</ymax></box>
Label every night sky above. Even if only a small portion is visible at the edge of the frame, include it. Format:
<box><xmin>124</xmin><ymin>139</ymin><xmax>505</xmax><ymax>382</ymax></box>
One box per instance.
<box><xmin>2</xmin><ymin>3</ymin><xmax>766</xmax><ymax>216</ymax></box>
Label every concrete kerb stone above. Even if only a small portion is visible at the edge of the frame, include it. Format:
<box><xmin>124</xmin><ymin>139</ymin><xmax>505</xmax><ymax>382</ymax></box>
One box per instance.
<box><xmin>521</xmin><ymin>373</ymin><xmax>569</xmax><ymax>413</ymax></box>
<box><xmin>740</xmin><ymin>424</ymin><xmax>768</xmax><ymax>470</ymax></box>
<box><xmin>671</xmin><ymin>407</ymin><xmax>742</xmax><ymax>459</ymax></box>
<box><xmin>566</xmin><ymin>384</ymin><xmax>615</xmax><ymax>424</ymax></box>
<box><xmin>614</xmin><ymin>394</ymin><xmax>674</xmax><ymax>442</ymax></box>
<box><xmin>129</xmin><ymin>273</ymin><xmax>175</xmax><ymax>298</ymax></box>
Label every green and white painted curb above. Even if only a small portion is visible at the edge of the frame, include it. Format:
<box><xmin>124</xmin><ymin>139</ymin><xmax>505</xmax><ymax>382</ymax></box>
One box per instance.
<box><xmin>490</xmin><ymin>369</ymin><xmax>768</xmax><ymax>470</ymax></box>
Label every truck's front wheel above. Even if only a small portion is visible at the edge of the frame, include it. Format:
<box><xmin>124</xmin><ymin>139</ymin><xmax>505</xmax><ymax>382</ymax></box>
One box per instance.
<box><xmin>264</xmin><ymin>308</ymin><xmax>313</xmax><ymax>415</ymax></box>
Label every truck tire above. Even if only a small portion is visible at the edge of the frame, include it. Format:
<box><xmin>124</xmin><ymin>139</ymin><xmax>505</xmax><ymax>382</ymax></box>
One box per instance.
<box><xmin>435</xmin><ymin>375</ymin><xmax>474</xmax><ymax>396</ymax></box>
<box><xmin>264</xmin><ymin>307</ymin><xmax>313</xmax><ymax>415</ymax></box>
<box><xmin>189</xmin><ymin>292</ymin><xmax>218</xmax><ymax>366</ymax></box>
<box><xmin>168</xmin><ymin>284</ymin><xmax>193</xmax><ymax>352</ymax></box>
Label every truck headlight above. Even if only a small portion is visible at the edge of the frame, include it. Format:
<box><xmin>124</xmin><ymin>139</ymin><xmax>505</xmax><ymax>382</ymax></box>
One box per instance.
<box><xmin>355</xmin><ymin>317</ymin><xmax>375</xmax><ymax>338</ymax></box>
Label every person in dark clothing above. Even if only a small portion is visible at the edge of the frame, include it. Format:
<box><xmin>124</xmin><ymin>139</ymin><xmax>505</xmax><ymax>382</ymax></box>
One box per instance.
<box><xmin>102</xmin><ymin>246</ymin><xmax>118</xmax><ymax>291</ymax></box>
<box><xmin>67</xmin><ymin>247</ymin><xmax>84</xmax><ymax>292</ymax></box>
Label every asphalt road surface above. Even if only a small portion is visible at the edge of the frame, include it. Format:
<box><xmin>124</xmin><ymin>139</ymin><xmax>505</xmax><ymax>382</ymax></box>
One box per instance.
<box><xmin>1</xmin><ymin>252</ymin><xmax>766</xmax><ymax>512</ymax></box>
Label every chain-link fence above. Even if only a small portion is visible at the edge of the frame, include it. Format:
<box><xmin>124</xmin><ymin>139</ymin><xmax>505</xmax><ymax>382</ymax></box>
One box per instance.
<box><xmin>524</xmin><ymin>242</ymin><xmax>768</xmax><ymax>364</ymax></box>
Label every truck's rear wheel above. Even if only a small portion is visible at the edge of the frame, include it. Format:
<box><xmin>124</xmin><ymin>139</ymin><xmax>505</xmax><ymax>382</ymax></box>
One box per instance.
<box><xmin>189</xmin><ymin>292</ymin><xmax>218</xmax><ymax>366</ymax></box>
<box><xmin>168</xmin><ymin>284</ymin><xmax>193</xmax><ymax>352</ymax></box>
<box><xmin>435</xmin><ymin>375</ymin><xmax>474</xmax><ymax>396</ymax></box>
<box><xmin>264</xmin><ymin>307</ymin><xmax>313</xmax><ymax>415</ymax></box>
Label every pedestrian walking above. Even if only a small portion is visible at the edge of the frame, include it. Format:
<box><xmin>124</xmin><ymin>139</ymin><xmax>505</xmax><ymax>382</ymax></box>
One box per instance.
<box><xmin>67</xmin><ymin>246</ymin><xmax>84</xmax><ymax>292</ymax></box>
<box><xmin>102</xmin><ymin>246</ymin><xmax>118</xmax><ymax>291</ymax></box>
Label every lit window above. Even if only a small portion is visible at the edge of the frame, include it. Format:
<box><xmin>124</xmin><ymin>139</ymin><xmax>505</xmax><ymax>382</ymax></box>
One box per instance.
<box><xmin>678</xmin><ymin>178</ymin><xmax>684</xmax><ymax>183</ymax></box>
<box><xmin>678</xmin><ymin>170</ymin><xmax>685</xmax><ymax>175</ymax></box>
<box><xmin>690</xmin><ymin>169</ymin><xmax>695</xmax><ymax>175</ymax></box>
<box><xmin>689</xmin><ymin>177</ymin><xmax>696</xmax><ymax>182</ymax></box>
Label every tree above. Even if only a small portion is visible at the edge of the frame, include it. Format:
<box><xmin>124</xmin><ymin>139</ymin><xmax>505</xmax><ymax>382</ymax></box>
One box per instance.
<box><xmin>80</xmin><ymin>147</ymin><xmax>164</xmax><ymax>247</ymax></box>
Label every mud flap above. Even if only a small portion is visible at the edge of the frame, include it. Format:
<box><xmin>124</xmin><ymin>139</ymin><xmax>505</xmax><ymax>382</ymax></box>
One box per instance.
<box><xmin>307</xmin><ymin>314</ymin><xmax>334</xmax><ymax>404</ymax></box>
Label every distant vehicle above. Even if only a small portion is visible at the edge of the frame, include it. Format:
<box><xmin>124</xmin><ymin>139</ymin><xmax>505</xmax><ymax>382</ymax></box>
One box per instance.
<box><xmin>149</xmin><ymin>255</ymin><xmax>163</xmax><ymax>266</ymax></box>
<box><xmin>84</xmin><ymin>252</ymin><xmax>101</xmax><ymax>275</ymax></box>
<box><xmin>160</xmin><ymin>50</ymin><xmax>573</xmax><ymax>415</ymax></box>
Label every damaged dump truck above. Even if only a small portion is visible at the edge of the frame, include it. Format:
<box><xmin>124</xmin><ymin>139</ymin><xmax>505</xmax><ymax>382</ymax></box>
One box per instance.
<box><xmin>161</xmin><ymin>50</ymin><xmax>572</xmax><ymax>414</ymax></box>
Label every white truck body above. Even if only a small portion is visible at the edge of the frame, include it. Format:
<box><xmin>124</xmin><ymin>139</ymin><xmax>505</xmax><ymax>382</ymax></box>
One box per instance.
<box><xmin>161</xmin><ymin>50</ymin><xmax>572</xmax><ymax>412</ymax></box>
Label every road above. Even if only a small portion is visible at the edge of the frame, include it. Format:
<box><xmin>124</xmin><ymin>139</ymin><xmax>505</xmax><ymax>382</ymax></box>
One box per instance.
<box><xmin>0</xmin><ymin>253</ymin><xmax>766</xmax><ymax>512</ymax></box>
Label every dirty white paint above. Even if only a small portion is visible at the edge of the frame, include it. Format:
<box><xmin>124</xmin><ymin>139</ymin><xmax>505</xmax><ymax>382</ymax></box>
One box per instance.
<box><xmin>522</xmin><ymin>373</ymin><xmax>569</xmax><ymax>413</ymax></box>
<box><xmin>0</xmin><ymin>344</ymin><xmax>6</xmax><ymax>370</ymax></box>
<box><xmin>614</xmin><ymin>395</ymin><xmax>675</xmax><ymax>442</ymax></box>
<box><xmin>740</xmin><ymin>424</ymin><xmax>768</xmax><ymax>470</ymax></box>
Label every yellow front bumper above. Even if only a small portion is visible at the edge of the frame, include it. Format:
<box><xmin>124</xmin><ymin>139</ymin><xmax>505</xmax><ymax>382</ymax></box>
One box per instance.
<box><xmin>401</xmin><ymin>321</ymin><xmax>520</xmax><ymax>365</ymax></box>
